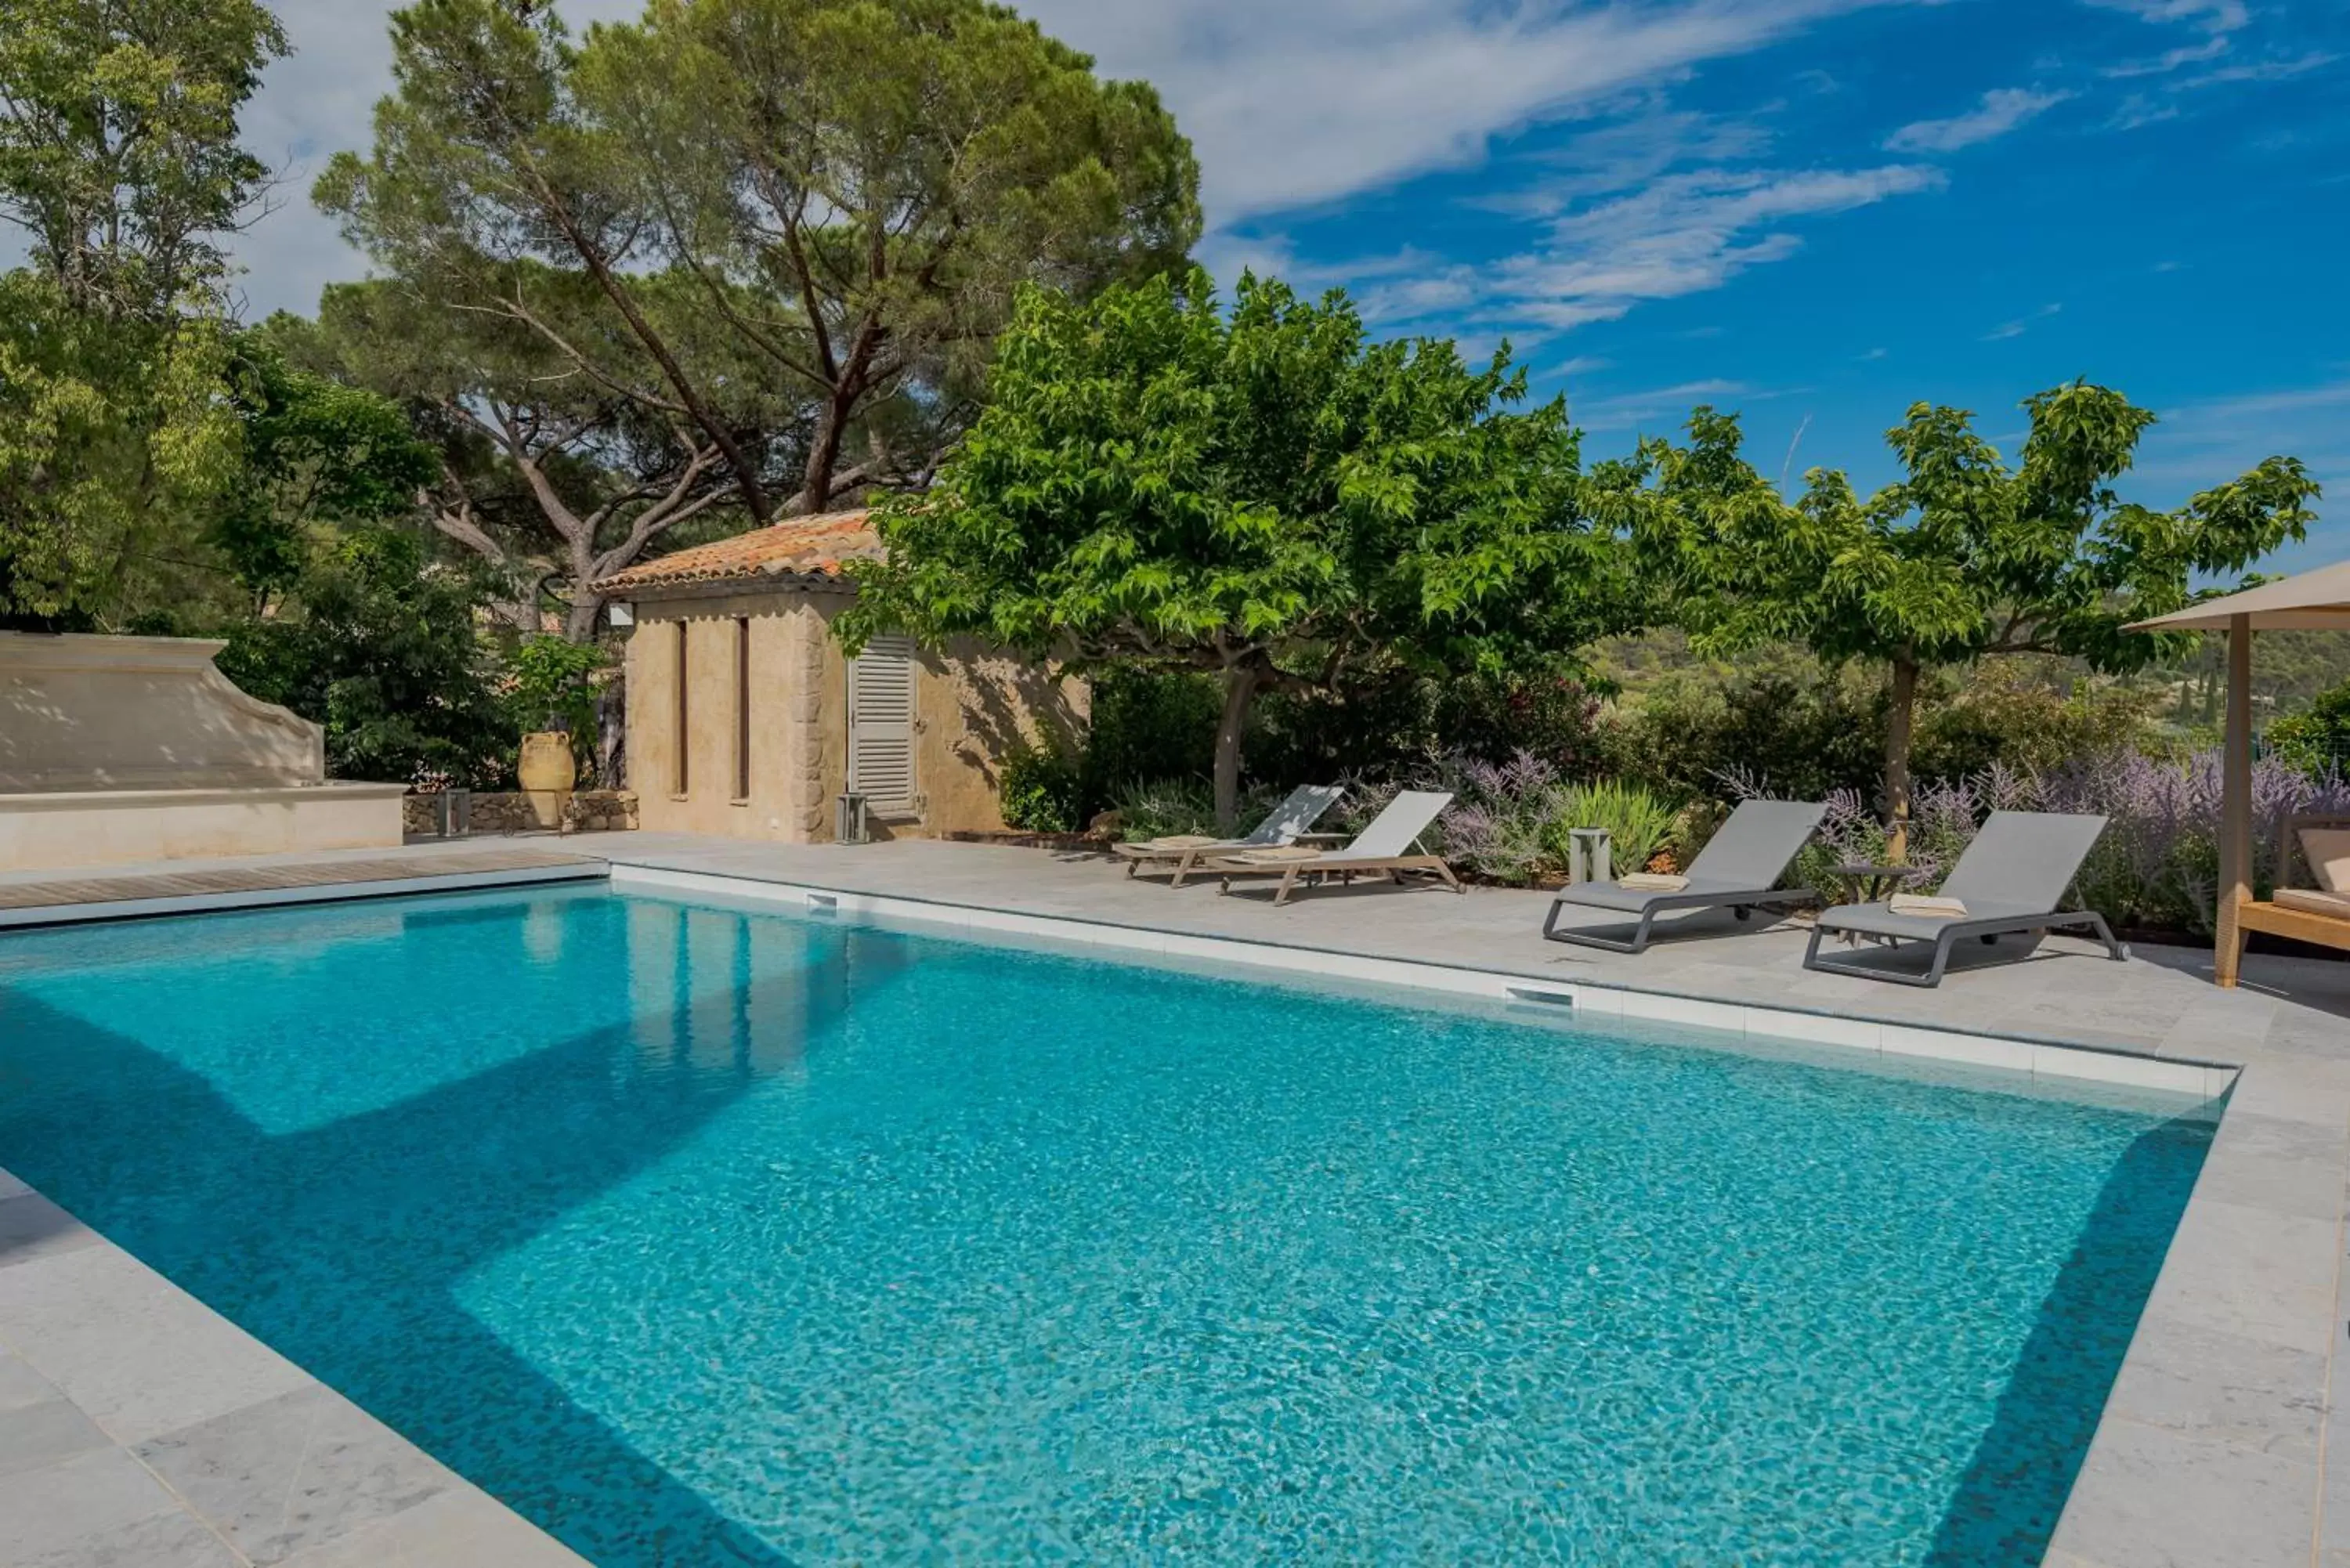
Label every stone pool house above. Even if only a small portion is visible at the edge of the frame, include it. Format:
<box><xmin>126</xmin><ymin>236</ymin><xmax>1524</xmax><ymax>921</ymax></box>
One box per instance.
<box><xmin>594</xmin><ymin>509</ymin><xmax>1084</xmax><ymax>843</ymax></box>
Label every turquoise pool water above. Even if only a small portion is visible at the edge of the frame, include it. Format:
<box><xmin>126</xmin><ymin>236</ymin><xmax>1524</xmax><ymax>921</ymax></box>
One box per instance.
<box><xmin>0</xmin><ymin>886</ymin><xmax>2210</xmax><ymax>1565</ymax></box>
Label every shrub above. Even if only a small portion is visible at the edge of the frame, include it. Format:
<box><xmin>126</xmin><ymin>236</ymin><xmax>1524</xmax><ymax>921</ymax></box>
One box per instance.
<box><xmin>2035</xmin><ymin>748</ymin><xmax>2350</xmax><ymax>933</ymax></box>
<box><xmin>1107</xmin><ymin>777</ymin><xmax>1282</xmax><ymax>843</ymax></box>
<box><xmin>998</xmin><ymin>744</ymin><xmax>1087</xmax><ymax>833</ymax></box>
<box><xmin>1083</xmin><ymin>670</ymin><xmax>1220</xmax><ymax>793</ymax></box>
<box><xmin>1548</xmin><ymin>779</ymin><xmax>1682</xmax><ymax>876</ymax></box>
<box><xmin>1419</xmin><ymin>753</ymin><xmax>1683</xmax><ymax>885</ymax></box>
<box><xmin>1603</xmin><ymin>667</ymin><xmax>1884</xmax><ymax>804</ymax></box>
<box><xmin>1430</xmin><ymin>752</ymin><xmax>1569</xmax><ymax>885</ymax></box>
<box><xmin>216</xmin><ymin>528</ymin><xmax>513</xmax><ymax>788</ymax></box>
<box><xmin>2269</xmin><ymin>679</ymin><xmax>2350</xmax><ymax>779</ymax></box>
<box><xmin>1432</xmin><ymin>672</ymin><xmax>1607</xmax><ymax>773</ymax></box>
<box><xmin>1911</xmin><ymin>663</ymin><xmax>2162</xmax><ymax>782</ymax></box>
<box><xmin>506</xmin><ymin>635</ymin><xmax>610</xmax><ymax>778</ymax></box>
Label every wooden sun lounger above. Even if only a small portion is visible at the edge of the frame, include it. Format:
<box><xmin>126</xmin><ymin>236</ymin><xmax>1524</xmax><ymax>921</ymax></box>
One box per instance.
<box><xmin>1206</xmin><ymin>791</ymin><xmax>1461</xmax><ymax>908</ymax></box>
<box><xmin>1108</xmin><ymin>785</ymin><xmax>1345</xmax><ymax>887</ymax></box>
<box><xmin>2221</xmin><ymin>815</ymin><xmax>2350</xmax><ymax>980</ymax></box>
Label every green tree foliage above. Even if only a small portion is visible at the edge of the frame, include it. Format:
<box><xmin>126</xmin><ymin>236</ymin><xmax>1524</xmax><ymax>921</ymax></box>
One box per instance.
<box><xmin>0</xmin><ymin>0</ymin><xmax>286</xmax><ymax>319</ymax></box>
<box><xmin>1632</xmin><ymin>384</ymin><xmax>2319</xmax><ymax>856</ymax></box>
<box><xmin>844</xmin><ymin>267</ymin><xmax>1637</xmax><ymax>827</ymax></box>
<box><xmin>0</xmin><ymin>0</ymin><xmax>287</xmax><ymax>623</ymax></box>
<box><xmin>218</xmin><ymin>528</ymin><xmax>514</xmax><ymax>786</ymax></box>
<box><xmin>277</xmin><ymin>280</ymin><xmax>751</xmax><ymax>638</ymax></box>
<box><xmin>211</xmin><ymin>337</ymin><xmax>439</xmax><ymax>613</ymax></box>
<box><xmin>2268</xmin><ymin>680</ymin><xmax>2350</xmax><ymax>778</ymax></box>
<box><xmin>316</xmin><ymin>0</ymin><xmax>1199</xmax><ymax>522</ymax></box>
<box><xmin>0</xmin><ymin>273</ymin><xmax>239</xmax><ymax>621</ymax></box>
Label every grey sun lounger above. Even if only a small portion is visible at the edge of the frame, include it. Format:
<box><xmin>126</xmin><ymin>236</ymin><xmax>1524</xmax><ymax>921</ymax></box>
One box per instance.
<box><xmin>1542</xmin><ymin>797</ymin><xmax>1828</xmax><ymax>955</ymax></box>
<box><xmin>1207</xmin><ymin>790</ymin><xmax>1460</xmax><ymax>907</ymax></box>
<box><xmin>1109</xmin><ymin>784</ymin><xmax>1346</xmax><ymax>887</ymax></box>
<box><xmin>1802</xmin><ymin>810</ymin><xmax>2128</xmax><ymax>988</ymax></box>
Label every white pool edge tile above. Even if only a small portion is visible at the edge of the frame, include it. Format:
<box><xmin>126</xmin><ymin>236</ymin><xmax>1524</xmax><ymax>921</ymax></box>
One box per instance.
<box><xmin>609</xmin><ymin>864</ymin><xmax>2233</xmax><ymax>1104</ymax></box>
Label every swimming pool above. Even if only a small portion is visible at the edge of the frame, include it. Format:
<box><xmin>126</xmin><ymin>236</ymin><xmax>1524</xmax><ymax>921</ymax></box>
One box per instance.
<box><xmin>0</xmin><ymin>884</ymin><xmax>2211</xmax><ymax>1564</ymax></box>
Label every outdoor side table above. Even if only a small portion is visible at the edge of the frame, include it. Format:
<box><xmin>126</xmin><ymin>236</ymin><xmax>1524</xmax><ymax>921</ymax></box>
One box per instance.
<box><xmin>1566</xmin><ymin>827</ymin><xmax>1614</xmax><ymax>885</ymax></box>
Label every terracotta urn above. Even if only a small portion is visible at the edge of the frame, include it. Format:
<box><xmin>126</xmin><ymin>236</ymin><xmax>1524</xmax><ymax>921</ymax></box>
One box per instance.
<box><xmin>518</xmin><ymin>731</ymin><xmax>577</xmax><ymax>829</ymax></box>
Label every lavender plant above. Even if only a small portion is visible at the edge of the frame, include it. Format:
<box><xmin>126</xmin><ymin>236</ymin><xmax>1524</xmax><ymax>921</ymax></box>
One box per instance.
<box><xmin>2035</xmin><ymin>749</ymin><xmax>2350</xmax><ymax>933</ymax></box>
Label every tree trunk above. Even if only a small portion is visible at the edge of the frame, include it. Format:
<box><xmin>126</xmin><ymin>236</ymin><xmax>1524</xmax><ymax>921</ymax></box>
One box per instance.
<box><xmin>800</xmin><ymin>388</ymin><xmax>853</xmax><ymax>516</ymax></box>
<box><xmin>562</xmin><ymin>594</ymin><xmax>602</xmax><ymax>643</ymax></box>
<box><xmin>1885</xmin><ymin>654</ymin><xmax>1920</xmax><ymax>864</ymax></box>
<box><xmin>1214</xmin><ymin>664</ymin><xmax>1260</xmax><ymax>834</ymax></box>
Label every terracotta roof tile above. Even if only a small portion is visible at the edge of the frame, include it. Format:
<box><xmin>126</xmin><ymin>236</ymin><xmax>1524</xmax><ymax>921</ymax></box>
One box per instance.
<box><xmin>592</xmin><ymin>509</ymin><xmax>883</xmax><ymax>594</ymax></box>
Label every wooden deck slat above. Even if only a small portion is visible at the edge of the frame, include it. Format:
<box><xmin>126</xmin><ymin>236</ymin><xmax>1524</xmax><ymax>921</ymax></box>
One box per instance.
<box><xmin>0</xmin><ymin>847</ymin><xmax>601</xmax><ymax>911</ymax></box>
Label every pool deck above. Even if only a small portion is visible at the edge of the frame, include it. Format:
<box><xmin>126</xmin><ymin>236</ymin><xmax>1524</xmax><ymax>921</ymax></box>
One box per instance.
<box><xmin>2</xmin><ymin>829</ymin><xmax>2348</xmax><ymax>1566</ymax></box>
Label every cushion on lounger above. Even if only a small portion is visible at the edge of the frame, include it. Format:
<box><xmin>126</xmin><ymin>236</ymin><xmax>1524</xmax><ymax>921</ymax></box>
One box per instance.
<box><xmin>2300</xmin><ymin>829</ymin><xmax>2350</xmax><ymax>894</ymax></box>
<box><xmin>1618</xmin><ymin>873</ymin><xmax>1690</xmax><ymax>891</ymax></box>
<box><xmin>2276</xmin><ymin>887</ymin><xmax>2350</xmax><ymax>920</ymax></box>
<box><xmin>1887</xmin><ymin>894</ymin><xmax>1969</xmax><ymax>919</ymax></box>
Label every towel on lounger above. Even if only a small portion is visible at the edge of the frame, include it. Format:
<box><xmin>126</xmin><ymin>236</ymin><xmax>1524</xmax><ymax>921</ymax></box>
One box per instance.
<box><xmin>1888</xmin><ymin>893</ymin><xmax>1969</xmax><ymax>919</ymax></box>
<box><xmin>1142</xmin><ymin>834</ymin><xmax>1223</xmax><ymax>851</ymax></box>
<box><xmin>1227</xmin><ymin>846</ymin><xmax>1324</xmax><ymax>864</ymax></box>
<box><xmin>1618</xmin><ymin>872</ymin><xmax>1690</xmax><ymax>891</ymax></box>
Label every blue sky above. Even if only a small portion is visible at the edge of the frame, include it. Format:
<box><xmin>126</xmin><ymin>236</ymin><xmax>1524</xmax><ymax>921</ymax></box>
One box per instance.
<box><xmin>231</xmin><ymin>0</ymin><xmax>2349</xmax><ymax>569</ymax></box>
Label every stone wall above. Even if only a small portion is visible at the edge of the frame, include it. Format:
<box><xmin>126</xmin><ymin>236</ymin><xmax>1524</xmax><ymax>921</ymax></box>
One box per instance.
<box><xmin>624</xmin><ymin>588</ymin><xmax>1085</xmax><ymax>845</ymax></box>
<box><xmin>403</xmin><ymin>789</ymin><xmax>639</xmax><ymax>836</ymax></box>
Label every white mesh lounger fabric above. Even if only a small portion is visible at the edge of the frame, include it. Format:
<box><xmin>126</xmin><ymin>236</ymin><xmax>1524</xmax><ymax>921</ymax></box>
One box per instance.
<box><xmin>1205</xmin><ymin>791</ymin><xmax>1460</xmax><ymax>907</ymax></box>
<box><xmin>1108</xmin><ymin>785</ymin><xmax>1344</xmax><ymax>887</ymax></box>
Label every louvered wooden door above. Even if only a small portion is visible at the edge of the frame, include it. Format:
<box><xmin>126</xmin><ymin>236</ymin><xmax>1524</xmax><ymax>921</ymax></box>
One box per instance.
<box><xmin>847</xmin><ymin>636</ymin><xmax>917</xmax><ymax>815</ymax></box>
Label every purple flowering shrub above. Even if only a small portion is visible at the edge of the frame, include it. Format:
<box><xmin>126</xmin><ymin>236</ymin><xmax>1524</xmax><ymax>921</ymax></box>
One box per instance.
<box><xmin>2034</xmin><ymin>750</ymin><xmax>2350</xmax><ymax>933</ymax></box>
<box><xmin>1732</xmin><ymin>749</ymin><xmax>2350</xmax><ymax>932</ymax></box>
<box><xmin>1422</xmin><ymin>752</ymin><xmax>1571</xmax><ymax>885</ymax></box>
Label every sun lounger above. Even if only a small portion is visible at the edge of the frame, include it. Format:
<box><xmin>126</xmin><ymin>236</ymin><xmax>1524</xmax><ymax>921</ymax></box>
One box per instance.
<box><xmin>1802</xmin><ymin>810</ymin><xmax>2127</xmax><ymax>988</ymax></box>
<box><xmin>1207</xmin><ymin>790</ymin><xmax>1459</xmax><ymax>906</ymax></box>
<box><xmin>1110</xmin><ymin>784</ymin><xmax>1346</xmax><ymax>887</ymax></box>
<box><xmin>1542</xmin><ymin>798</ymin><xmax>1827</xmax><ymax>954</ymax></box>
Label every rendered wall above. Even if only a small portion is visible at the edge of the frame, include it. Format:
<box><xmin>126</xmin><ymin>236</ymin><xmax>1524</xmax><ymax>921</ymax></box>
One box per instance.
<box><xmin>0</xmin><ymin>633</ymin><xmax>407</xmax><ymax>872</ymax></box>
<box><xmin>0</xmin><ymin>632</ymin><xmax>324</xmax><ymax>790</ymax></box>
<box><xmin>0</xmin><ymin>784</ymin><xmax>407</xmax><ymax>873</ymax></box>
<box><xmin>624</xmin><ymin>590</ymin><xmax>1085</xmax><ymax>844</ymax></box>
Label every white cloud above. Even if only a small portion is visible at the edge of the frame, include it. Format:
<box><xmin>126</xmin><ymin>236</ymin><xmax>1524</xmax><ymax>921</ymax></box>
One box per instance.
<box><xmin>2134</xmin><ymin>380</ymin><xmax>2350</xmax><ymax>570</ymax></box>
<box><xmin>1979</xmin><ymin>302</ymin><xmax>2063</xmax><ymax>341</ymax></box>
<box><xmin>1571</xmin><ymin>378</ymin><xmax>1806</xmax><ymax>432</ymax></box>
<box><xmin>1885</xmin><ymin>87</ymin><xmax>2072</xmax><ymax>154</ymax></box>
<box><xmin>2104</xmin><ymin>93</ymin><xmax>2182</xmax><ymax>130</ymax></box>
<box><xmin>219</xmin><ymin>0</ymin><xmax>1892</xmax><ymax>318</ymax></box>
<box><xmin>2081</xmin><ymin>0</ymin><xmax>2249</xmax><ymax>31</ymax></box>
<box><xmin>1023</xmin><ymin>0</ymin><xmax>1887</xmax><ymax>223</ymax></box>
<box><xmin>222</xmin><ymin>0</ymin><xmax>642</xmax><ymax>319</ymax></box>
<box><xmin>2173</xmin><ymin>52</ymin><xmax>2340</xmax><ymax>89</ymax></box>
<box><xmin>1490</xmin><ymin>164</ymin><xmax>1944</xmax><ymax>330</ymax></box>
<box><xmin>2101</xmin><ymin>34</ymin><xmax>2231</xmax><ymax>78</ymax></box>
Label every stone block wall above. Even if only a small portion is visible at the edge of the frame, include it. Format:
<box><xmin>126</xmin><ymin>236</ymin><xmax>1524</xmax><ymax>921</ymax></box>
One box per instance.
<box><xmin>403</xmin><ymin>789</ymin><xmax>639</xmax><ymax>836</ymax></box>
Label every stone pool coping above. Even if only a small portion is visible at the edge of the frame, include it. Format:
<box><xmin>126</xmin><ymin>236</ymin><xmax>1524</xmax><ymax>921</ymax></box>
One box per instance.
<box><xmin>0</xmin><ymin>1170</ymin><xmax>587</xmax><ymax>1567</ymax></box>
<box><xmin>2</xmin><ymin>831</ymin><xmax>2346</xmax><ymax>1566</ymax></box>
